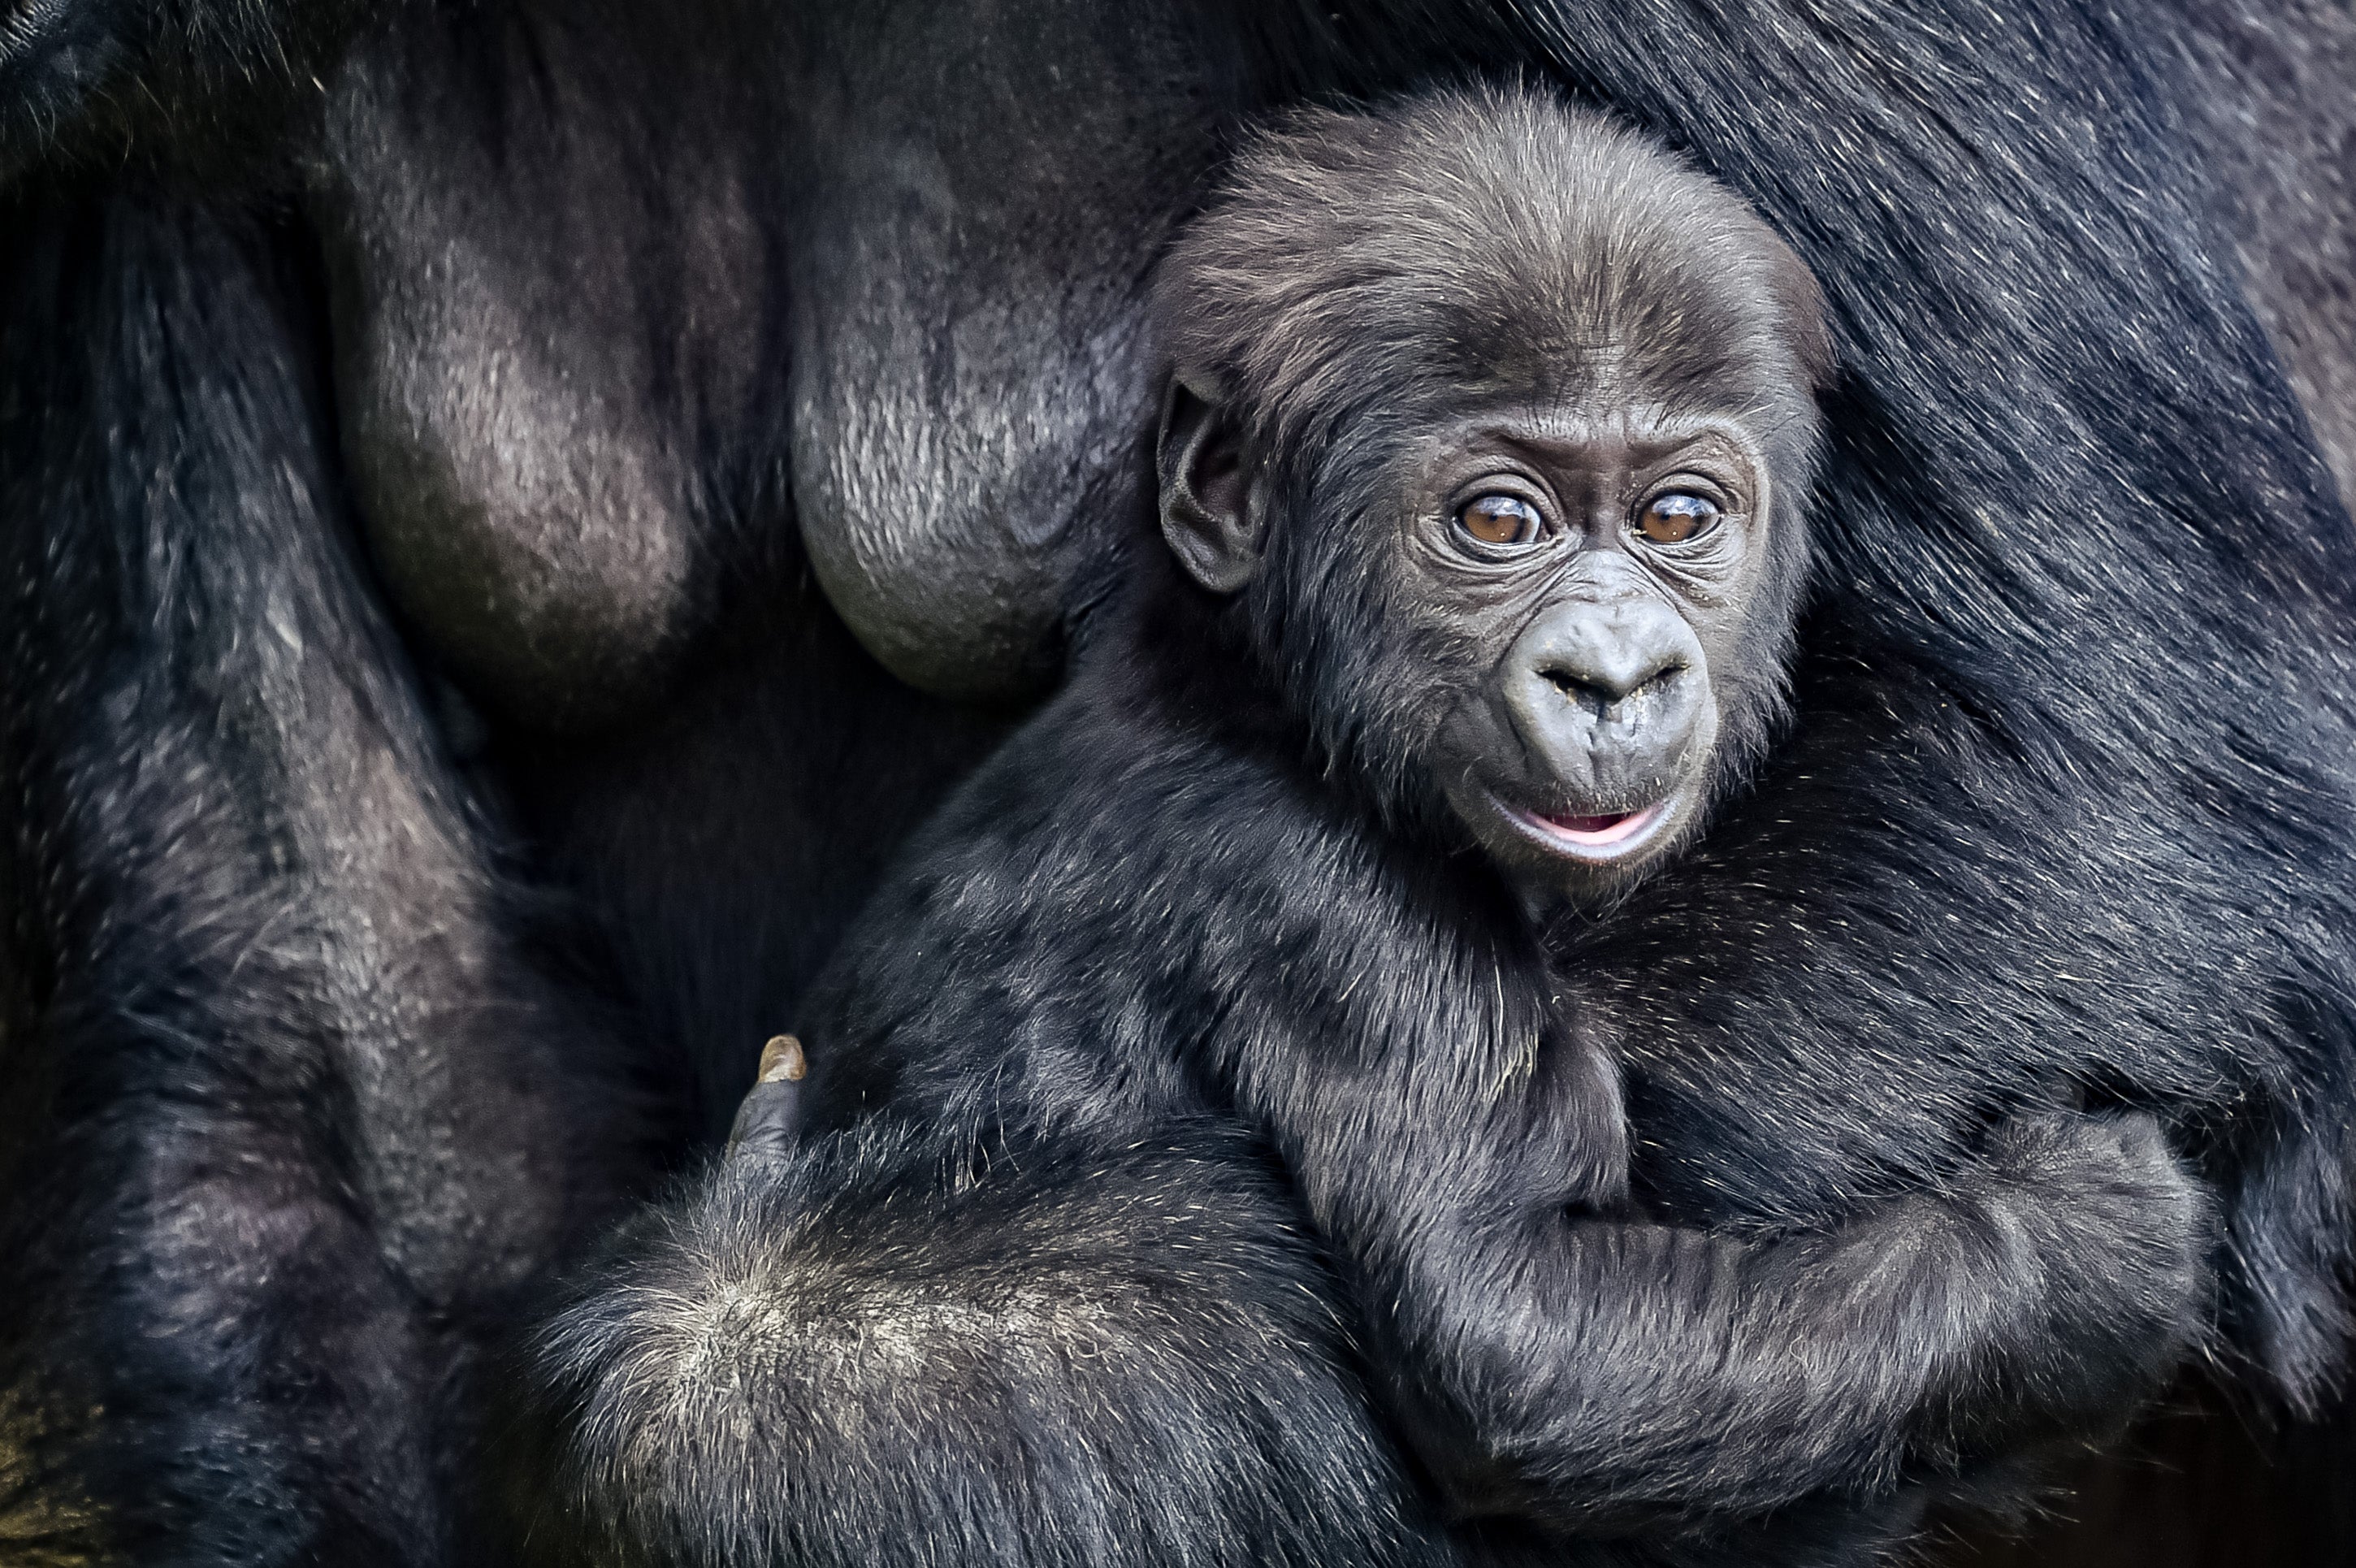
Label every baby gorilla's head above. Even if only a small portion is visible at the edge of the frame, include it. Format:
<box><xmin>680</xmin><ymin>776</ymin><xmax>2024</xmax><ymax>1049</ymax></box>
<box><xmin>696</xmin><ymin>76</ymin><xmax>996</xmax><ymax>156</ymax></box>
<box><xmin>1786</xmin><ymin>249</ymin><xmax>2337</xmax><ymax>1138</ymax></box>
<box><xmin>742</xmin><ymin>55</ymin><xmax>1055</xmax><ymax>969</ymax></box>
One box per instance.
<box><xmin>1151</xmin><ymin>84</ymin><xmax>1831</xmax><ymax>898</ymax></box>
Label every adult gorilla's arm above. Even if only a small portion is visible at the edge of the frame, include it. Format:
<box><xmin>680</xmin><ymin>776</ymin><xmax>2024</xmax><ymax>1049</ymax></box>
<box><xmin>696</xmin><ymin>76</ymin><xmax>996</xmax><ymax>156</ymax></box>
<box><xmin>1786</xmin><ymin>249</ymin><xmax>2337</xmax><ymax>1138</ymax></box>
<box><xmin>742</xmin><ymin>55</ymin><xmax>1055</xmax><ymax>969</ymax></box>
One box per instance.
<box><xmin>2172</xmin><ymin>0</ymin><xmax>2356</xmax><ymax>504</ymax></box>
<box><xmin>0</xmin><ymin>193</ymin><xmax>643</xmax><ymax>1562</ymax></box>
<box><xmin>513</xmin><ymin>1122</ymin><xmax>1457</xmax><ymax>1568</ymax></box>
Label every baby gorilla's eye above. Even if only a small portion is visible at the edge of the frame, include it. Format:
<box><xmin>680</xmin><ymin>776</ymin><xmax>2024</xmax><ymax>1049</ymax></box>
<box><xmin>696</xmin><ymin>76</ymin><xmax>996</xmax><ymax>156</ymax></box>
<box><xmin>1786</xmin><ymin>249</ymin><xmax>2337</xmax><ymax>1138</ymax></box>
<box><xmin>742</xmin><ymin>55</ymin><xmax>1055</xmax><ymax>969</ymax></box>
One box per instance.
<box><xmin>1455</xmin><ymin>494</ymin><xmax>1544</xmax><ymax>550</ymax></box>
<box><xmin>1636</xmin><ymin>492</ymin><xmax>1721</xmax><ymax>544</ymax></box>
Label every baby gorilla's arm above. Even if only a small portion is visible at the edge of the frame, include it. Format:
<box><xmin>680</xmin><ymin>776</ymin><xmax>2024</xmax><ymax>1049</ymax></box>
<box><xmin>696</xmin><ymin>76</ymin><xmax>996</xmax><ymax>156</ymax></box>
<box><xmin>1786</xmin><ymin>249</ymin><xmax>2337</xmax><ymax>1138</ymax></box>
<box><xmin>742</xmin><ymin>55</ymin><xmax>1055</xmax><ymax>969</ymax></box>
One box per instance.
<box><xmin>1367</xmin><ymin>1110</ymin><xmax>2211</xmax><ymax>1537</ymax></box>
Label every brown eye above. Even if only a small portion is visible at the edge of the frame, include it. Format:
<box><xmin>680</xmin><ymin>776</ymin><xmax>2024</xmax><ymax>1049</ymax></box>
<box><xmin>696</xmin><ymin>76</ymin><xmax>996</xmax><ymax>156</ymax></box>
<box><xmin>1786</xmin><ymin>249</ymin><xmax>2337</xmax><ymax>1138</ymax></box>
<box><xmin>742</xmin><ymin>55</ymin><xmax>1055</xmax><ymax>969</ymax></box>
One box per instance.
<box><xmin>1637</xmin><ymin>492</ymin><xmax>1720</xmax><ymax>544</ymax></box>
<box><xmin>1455</xmin><ymin>494</ymin><xmax>1543</xmax><ymax>550</ymax></box>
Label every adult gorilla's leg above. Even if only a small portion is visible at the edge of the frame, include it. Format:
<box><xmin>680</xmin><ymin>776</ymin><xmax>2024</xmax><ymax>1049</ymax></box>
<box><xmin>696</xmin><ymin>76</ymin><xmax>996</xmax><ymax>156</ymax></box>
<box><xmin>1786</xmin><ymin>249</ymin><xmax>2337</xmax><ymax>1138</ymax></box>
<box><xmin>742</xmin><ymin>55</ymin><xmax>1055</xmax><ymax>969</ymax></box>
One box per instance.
<box><xmin>517</xmin><ymin>1124</ymin><xmax>1462</xmax><ymax>1568</ymax></box>
<box><xmin>0</xmin><ymin>195</ymin><xmax>644</xmax><ymax>1564</ymax></box>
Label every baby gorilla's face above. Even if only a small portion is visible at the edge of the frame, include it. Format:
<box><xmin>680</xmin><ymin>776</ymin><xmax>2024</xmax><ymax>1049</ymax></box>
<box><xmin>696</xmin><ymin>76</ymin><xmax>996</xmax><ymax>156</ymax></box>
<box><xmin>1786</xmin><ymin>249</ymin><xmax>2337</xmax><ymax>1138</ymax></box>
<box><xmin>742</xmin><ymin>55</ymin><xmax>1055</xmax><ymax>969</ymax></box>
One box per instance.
<box><xmin>1149</xmin><ymin>85</ymin><xmax>1831</xmax><ymax>903</ymax></box>
<box><xmin>1154</xmin><ymin>372</ymin><xmax>1809</xmax><ymax>902</ymax></box>
<box><xmin>1384</xmin><ymin>396</ymin><xmax>1795</xmax><ymax>896</ymax></box>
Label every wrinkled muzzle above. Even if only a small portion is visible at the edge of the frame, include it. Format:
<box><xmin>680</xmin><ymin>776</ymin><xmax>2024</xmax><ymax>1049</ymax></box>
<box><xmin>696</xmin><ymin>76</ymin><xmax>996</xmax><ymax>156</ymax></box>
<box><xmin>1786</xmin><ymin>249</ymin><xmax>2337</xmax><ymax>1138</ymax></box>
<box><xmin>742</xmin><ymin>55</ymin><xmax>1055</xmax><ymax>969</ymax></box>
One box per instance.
<box><xmin>1501</xmin><ymin>591</ymin><xmax>1709</xmax><ymax>808</ymax></box>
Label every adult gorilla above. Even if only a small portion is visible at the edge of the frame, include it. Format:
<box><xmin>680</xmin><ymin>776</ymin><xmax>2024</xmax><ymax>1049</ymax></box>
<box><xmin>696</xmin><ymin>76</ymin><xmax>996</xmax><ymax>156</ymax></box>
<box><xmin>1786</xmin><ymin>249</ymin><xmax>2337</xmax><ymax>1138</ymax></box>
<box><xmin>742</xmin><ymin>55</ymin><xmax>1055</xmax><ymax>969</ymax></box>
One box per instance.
<box><xmin>0</xmin><ymin>2</ymin><xmax>2350</xmax><ymax>1566</ymax></box>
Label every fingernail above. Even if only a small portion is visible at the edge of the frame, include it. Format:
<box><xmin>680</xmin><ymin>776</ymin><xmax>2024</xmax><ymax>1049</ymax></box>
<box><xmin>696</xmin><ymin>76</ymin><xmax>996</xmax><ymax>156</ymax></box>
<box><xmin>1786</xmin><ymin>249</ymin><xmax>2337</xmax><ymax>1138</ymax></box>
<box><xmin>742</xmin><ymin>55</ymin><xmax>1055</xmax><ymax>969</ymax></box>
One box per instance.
<box><xmin>759</xmin><ymin>1034</ymin><xmax>807</xmax><ymax>1084</ymax></box>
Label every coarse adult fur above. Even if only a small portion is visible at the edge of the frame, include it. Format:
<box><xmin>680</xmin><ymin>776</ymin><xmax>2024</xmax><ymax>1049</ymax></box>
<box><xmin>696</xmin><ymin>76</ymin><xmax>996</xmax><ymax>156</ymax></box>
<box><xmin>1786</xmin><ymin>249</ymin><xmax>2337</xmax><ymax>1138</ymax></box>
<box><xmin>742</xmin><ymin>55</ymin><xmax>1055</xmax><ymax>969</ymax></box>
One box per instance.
<box><xmin>0</xmin><ymin>0</ymin><xmax>2351</xmax><ymax>1563</ymax></box>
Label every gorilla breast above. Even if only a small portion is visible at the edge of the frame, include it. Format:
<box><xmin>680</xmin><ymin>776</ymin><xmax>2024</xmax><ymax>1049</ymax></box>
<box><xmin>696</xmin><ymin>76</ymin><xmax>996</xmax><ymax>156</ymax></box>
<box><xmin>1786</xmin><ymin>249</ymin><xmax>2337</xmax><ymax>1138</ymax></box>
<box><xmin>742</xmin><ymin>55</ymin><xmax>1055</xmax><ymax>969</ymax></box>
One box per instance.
<box><xmin>778</xmin><ymin>0</ymin><xmax>1252</xmax><ymax>700</ymax></box>
<box><xmin>314</xmin><ymin>6</ymin><xmax>784</xmax><ymax>734</ymax></box>
<box><xmin>315</xmin><ymin>0</ymin><xmax>1258</xmax><ymax>717</ymax></box>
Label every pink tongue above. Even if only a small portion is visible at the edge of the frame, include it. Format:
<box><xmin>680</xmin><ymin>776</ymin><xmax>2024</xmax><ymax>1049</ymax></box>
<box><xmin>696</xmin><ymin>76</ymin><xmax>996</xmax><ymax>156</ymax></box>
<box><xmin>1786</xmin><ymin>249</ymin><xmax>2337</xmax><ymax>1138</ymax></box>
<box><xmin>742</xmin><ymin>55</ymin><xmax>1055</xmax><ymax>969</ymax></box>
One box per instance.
<box><xmin>1538</xmin><ymin>808</ymin><xmax>1651</xmax><ymax>846</ymax></box>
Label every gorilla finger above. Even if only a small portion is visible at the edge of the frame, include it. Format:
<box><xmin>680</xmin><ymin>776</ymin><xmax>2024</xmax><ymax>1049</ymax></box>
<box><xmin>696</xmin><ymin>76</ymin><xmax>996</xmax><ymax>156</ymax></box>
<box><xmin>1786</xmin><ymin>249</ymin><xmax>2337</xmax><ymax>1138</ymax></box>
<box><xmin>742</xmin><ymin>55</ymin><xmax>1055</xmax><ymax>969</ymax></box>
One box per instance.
<box><xmin>726</xmin><ymin>1035</ymin><xmax>807</xmax><ymax>1160</ymax></box>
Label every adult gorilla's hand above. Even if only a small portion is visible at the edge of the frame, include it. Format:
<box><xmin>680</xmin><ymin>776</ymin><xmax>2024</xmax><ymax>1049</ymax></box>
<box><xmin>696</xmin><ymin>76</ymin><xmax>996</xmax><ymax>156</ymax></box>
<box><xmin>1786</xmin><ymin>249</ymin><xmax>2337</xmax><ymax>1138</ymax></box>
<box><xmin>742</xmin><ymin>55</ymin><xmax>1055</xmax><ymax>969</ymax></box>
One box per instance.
<box><xmin>724</xmin><ymin>1035</ymin><xmax>806</xmax><ymax>1160</ymax></box>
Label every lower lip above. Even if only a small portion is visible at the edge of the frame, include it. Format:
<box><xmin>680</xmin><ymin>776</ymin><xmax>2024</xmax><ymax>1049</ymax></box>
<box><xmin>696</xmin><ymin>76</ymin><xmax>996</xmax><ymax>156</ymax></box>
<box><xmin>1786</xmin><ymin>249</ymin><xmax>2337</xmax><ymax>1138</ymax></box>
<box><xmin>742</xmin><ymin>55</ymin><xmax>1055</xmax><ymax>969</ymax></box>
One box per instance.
<box><xmin>1500</xmin><ymin>797</ymin><xmax>1672</xmax><ymax>860</ymax></box>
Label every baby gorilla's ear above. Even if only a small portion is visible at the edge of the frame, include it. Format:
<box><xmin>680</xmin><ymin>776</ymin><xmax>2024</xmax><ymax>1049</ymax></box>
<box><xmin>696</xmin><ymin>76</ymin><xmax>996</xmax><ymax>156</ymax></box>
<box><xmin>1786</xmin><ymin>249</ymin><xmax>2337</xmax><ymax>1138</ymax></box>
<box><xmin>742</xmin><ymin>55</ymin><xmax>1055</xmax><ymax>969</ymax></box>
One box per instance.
<box><xmin>1158</xmin><ymin>375</ymin><xmax>1262</xmax><ymax>593</ymax></box>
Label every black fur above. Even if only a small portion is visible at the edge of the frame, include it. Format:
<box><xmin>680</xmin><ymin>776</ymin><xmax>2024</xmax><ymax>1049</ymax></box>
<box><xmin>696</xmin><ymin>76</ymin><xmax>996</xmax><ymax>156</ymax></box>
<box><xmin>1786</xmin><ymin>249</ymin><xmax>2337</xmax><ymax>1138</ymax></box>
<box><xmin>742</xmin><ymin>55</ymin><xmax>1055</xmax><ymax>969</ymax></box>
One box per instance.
<box><xmin>526</xmin><ymin>1123</ymin><xmax>1454</xmax><ymax>1568</ymax></box>
<box><xmin>0</xmin><ymin>0</ymin><xmax>2350</xmax><ymax>1562</ymax></box>
<box><xmin>0</xmin><ymin>191</ymin><xmax>661</xmax><ymax>1561</ymax></box>
<box><xmin>518</xmin><ymin>93</ymin><xmax>2215</xmax><ymax>1566</ymax></box>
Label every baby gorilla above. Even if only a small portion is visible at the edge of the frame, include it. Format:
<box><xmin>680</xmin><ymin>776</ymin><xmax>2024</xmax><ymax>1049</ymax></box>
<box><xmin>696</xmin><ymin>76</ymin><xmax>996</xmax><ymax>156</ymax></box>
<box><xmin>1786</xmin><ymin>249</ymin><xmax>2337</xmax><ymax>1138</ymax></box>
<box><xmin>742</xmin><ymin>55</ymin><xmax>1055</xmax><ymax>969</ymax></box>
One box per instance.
<box><xmin>548</xmin><ymin>88</ymin><xmax>2207</xmax><ymax>1568</ymax></box>
<box><xmin>1150</xmin><ymin>100</ymin><xmax>1819</xmax><ymax>894</ymax></box>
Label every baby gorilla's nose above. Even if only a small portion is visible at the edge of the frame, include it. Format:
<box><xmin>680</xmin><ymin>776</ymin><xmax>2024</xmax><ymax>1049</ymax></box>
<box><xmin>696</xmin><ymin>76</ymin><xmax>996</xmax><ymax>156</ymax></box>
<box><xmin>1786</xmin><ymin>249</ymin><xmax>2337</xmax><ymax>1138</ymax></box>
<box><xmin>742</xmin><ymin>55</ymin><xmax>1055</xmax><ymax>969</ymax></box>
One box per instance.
<box><xmin>1537</xmin><ymin>630</ymin><xmax>1680</xmax><ymax>713</ymax></box>
<box><xmin>1505</xmin><ymin>596</ymin><xmax>1708</xmax><ymax>797</ymax></box>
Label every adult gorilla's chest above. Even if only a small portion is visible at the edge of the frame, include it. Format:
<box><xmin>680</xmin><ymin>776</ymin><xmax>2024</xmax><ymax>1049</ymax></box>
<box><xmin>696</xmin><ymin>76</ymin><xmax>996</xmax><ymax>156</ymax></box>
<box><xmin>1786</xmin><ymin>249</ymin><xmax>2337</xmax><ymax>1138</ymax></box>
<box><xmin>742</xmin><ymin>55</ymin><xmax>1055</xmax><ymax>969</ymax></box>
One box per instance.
<box><xmin>306</xmin><ymin>0</ymin><xmax>1244</xmax><ymax>733</ymax></box>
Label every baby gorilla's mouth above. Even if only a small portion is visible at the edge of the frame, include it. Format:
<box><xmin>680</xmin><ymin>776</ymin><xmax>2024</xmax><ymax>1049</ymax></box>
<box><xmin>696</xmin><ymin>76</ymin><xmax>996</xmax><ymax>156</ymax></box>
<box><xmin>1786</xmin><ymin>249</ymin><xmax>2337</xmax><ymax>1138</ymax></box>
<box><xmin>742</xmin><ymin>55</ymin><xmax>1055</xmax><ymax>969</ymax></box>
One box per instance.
<box><xmin>1491</xmin><ymin>795</ymin><xmax>1675</xmax><ymax>864</ymax></box>
<box><xmin>1527</xmin><ymin>803</ymin><xmax>1663</xmax><ymax>847</ymax></box>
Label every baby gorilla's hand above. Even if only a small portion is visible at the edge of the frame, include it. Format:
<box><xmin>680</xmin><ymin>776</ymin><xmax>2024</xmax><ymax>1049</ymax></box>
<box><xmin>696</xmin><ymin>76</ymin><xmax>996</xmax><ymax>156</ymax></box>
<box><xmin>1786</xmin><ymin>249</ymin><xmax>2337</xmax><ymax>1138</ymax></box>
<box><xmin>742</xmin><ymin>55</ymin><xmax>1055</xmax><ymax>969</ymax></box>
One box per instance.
<box><xmin>1981</xmin><ymin>1108</ymin><xmax>2207</xmax><ymax>1241</ymax></box>
<box><xmin>1922</xmin><ymin>1107</ymin><xmax>2214</xmax><ymax>1455</ymax></box>
<box><xmin>1977</xmin><ymin>1107</ymin><xmax>2213</xmax><ymax>1326</ymax></box>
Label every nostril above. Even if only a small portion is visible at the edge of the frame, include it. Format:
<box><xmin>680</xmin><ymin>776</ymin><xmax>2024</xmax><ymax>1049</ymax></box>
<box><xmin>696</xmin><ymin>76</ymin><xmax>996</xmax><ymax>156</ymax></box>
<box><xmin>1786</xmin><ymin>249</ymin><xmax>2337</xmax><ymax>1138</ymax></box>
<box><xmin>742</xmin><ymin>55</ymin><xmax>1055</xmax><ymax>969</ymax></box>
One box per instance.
<box><xmin>1541</xmin><ymin>667</ymin><xmax>1612</xmax><ymax>717</ymax></box>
